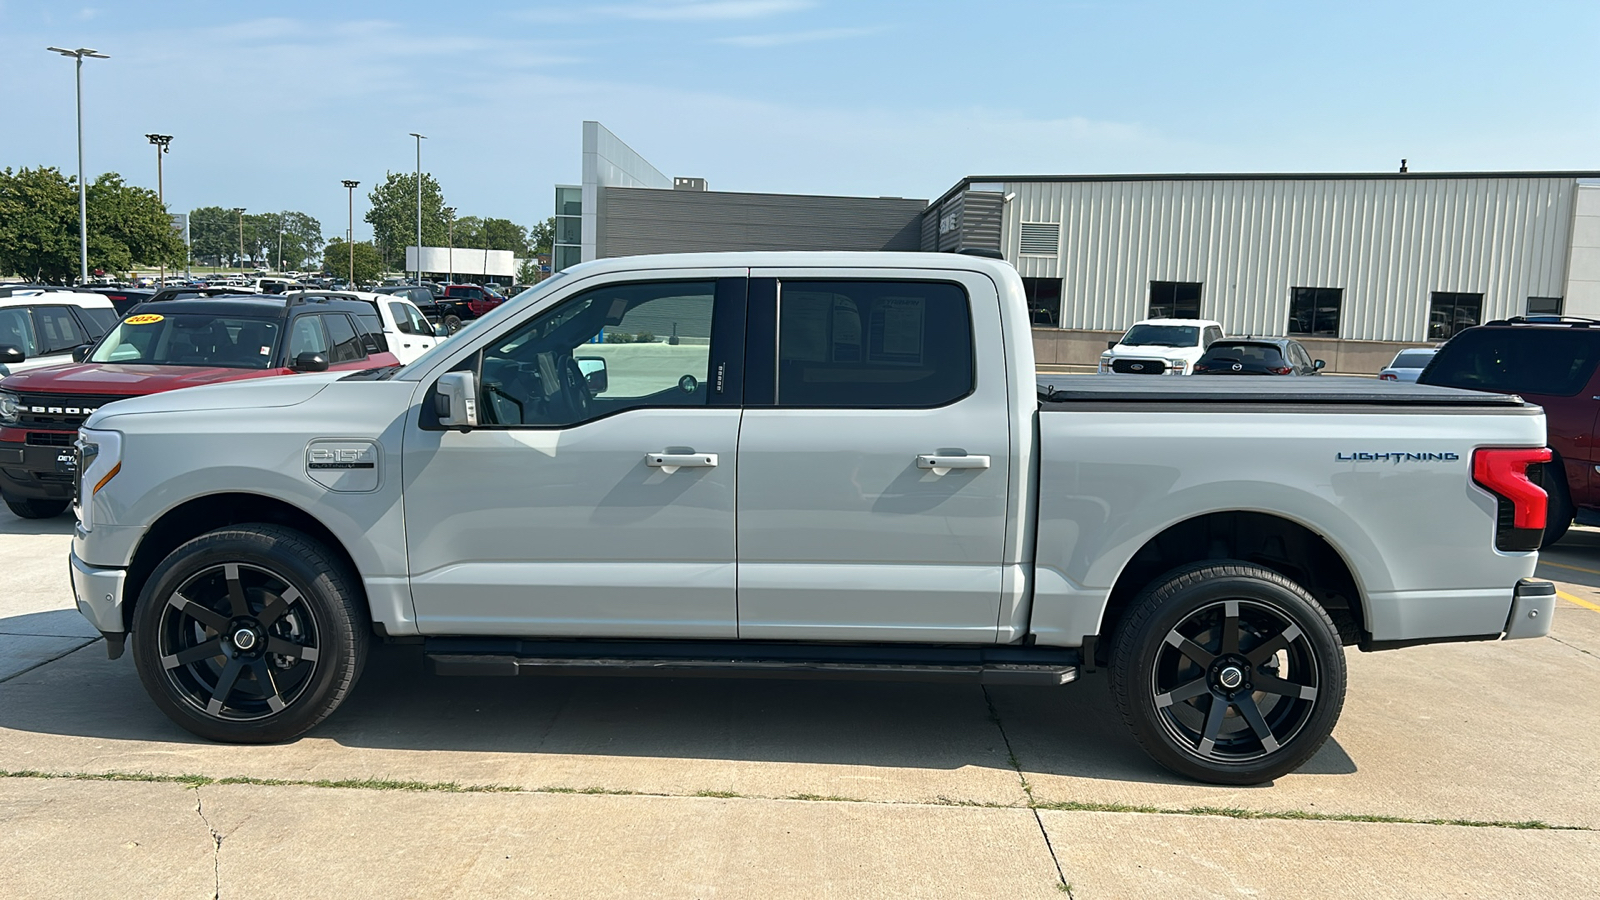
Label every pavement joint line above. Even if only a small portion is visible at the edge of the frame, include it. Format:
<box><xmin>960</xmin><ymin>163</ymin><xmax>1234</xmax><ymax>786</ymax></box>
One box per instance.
<box><xmin>0</xmin><ymin>768</ymin><xmax>1590</xmax><ymax>832</ymax></box>
<box><xmin>981</xmin><ymin>685</ymin><xmax>1071</xmax><ymax>893</ymax></box>
<box><xmin>1555</xmin><ymin>589</ymin><xmax>1600</xmax><ymax>613</ymax></box>
<box><xmin>1548</xmin><ymin>633</ymin><xmax>1597</xmax><ymax>659</ymax></box>
<box><xmin>0</xmin><ymin>636</ymin><xmax>98</xmax><ymax>684</ymax></box>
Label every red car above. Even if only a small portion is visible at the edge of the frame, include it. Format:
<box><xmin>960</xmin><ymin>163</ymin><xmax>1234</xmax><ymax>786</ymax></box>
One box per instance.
<box><xmin>0</xmin><ymin>294</ymin><xmax>399</xmax><ymax>518</ymax></box>
<box><xmin>1418</xmin><ymin>315</ymin><xmax>1600</xmax><ymax>546</ymax></box>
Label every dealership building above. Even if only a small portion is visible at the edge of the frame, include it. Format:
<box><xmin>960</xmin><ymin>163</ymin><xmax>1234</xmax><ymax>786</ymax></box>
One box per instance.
<box><xmin>555</xmin><ymin>122</ymin><xmax>1600</xmax><ymax>371</ymax></box>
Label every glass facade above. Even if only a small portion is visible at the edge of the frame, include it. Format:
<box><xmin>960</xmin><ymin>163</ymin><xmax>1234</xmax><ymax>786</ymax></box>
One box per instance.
<box><xmin>554</xmin><ymin>185</ymin><xmax>582</xmax><ymax>272</ymax></box>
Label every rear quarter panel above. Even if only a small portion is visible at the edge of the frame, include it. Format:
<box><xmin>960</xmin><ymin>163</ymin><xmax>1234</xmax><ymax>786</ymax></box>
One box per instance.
<box><xmin>1031</xmin><ymin>405</ymin><xmax>1545</xmax><ymax>646</ymax></box>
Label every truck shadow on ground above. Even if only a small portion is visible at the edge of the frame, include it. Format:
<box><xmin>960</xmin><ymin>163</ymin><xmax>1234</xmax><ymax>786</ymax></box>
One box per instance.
<box><xmin>1</xmin><ymin>638</ymin><xmax>1358</xmax><ymax>787</ymax></box>
<box><xmin>0</xmin><ymin>513</ymin><xmax>75</xmax><ymax>537</ymax></box>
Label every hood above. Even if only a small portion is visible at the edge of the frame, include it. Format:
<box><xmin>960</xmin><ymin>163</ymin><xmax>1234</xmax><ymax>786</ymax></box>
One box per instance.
<box><xmin>84</xmin><ymin>370</ymin><xmax>345</xmax><ymax>426</ymax></box>
<box><xmin>1104</xmin><ymin>343</ymin><xmax>1206</xmax><ymax>359</ymax></box>
<box><xmin>0</xmin><ymin>362</ymin><xmax>277</xmax><ymax>395</ymax></box>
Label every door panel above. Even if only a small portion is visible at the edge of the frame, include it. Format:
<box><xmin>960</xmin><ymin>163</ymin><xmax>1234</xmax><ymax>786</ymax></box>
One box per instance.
<box><xmin>402</xmin><ymin>274</ymin><xmax>747</xmax><ymax>638</ymax></box>
<box><xmin>736</xmin><ymin>271</ymin><xmax>1012</xmax><ymax>642</ymax></box>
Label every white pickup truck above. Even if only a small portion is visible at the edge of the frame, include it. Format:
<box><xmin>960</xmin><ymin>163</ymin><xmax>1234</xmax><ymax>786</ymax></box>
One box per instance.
<box><xmin>67</xmin><ymin>252</ymin><xmax>1556</xmax><ymax>784</ymax></box>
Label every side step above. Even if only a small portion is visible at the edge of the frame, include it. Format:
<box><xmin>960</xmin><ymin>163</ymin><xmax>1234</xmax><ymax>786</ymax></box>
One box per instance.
<box><xmin>424</xmin><ymin>638</ymin><xmax>1081</xmax><ymax>687</ymax></box>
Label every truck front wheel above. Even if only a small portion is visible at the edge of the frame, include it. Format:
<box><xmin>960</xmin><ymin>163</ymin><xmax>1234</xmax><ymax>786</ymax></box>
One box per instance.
<box><xmin>131</xmin><ymin>524</ymin><xmax>368</xmax><ymax>743</ymax></box>
<box><xmin>1108</xmin><ymin>561</ymin><xmax>1347</xmax><ymax>785</ymax></box>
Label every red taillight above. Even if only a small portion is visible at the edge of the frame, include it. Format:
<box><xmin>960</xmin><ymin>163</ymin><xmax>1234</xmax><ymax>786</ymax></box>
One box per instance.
<box><xmin>1472</xmin><ymin>447</ymin><xmax>1552</xmax><ymax>530</ymax></box>
<box><xmin>1379</xmin><ymin>373</ymin><xmax>1397</xmax><ymax>381</ymax></box>
<box><xmin>1272</xmin><ymin>366</ymin><xmax>1293</xmax><ymax>375</ymax></box>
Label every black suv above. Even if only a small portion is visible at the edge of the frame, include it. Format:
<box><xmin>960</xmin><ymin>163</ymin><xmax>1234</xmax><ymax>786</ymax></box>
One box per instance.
<box><xmin>1193</xmin><ymin>338</ymin><xmax>1325</xmax><ymax>376</ymax></box>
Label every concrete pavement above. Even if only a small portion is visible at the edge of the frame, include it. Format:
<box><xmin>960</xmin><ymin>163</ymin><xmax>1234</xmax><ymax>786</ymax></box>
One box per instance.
<box><xmin>4</xmin><ymin>509</ymin><xmax>1600</xmax><ymax>897</ymax></box>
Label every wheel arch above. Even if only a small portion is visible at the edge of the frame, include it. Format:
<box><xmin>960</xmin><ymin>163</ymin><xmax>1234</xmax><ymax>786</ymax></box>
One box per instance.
<box><xmin>1092</xmin><ymin>510</ymin><xmax>1367</xmax><ymax>663</ymax></box>
<box><xmin>121</xmin><ymin>492</ymin><xmax>365</xmax><ymax>631</ymax></box>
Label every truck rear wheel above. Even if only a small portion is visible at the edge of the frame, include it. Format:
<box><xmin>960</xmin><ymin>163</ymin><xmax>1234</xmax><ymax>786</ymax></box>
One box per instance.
<box><xmin>131</xmin><ymin>524</ymin><xmax>368</xmax><ymax>743</ymax></box>
<box><xmin>1540</xmin><ymin>463</ymin><xmax>1572</xmax><ymax>549</ymax></box>
<box><xmin>1109</xmin><ymin>561</ymin><xmax>1347</xmax><ymax>785</ymax></box>
<box><xmin>441</xmin><ymin>314</ymin><xmax>463</xmax><ymax>335</ymax></box>
<box><xmin>5</xmin><ymin>496</ymin><xmax>70</xmax><ymax>519</ymax></box>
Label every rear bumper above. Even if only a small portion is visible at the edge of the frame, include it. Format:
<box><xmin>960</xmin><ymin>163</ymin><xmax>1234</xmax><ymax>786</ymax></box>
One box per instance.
<box><xmin>0</xmin><ymin>435</ymin><xmax>77</xmax><ymax>501</ymax></box>
<box><xmin>1502</xmin><ymin>578</ymin><xmax>1555</xmax><ymax>640</ymax></box>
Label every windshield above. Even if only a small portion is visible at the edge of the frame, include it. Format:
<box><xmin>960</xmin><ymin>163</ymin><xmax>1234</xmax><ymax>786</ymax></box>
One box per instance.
<box><xmin>1120</xmin><ymin>324</ymin><xmax>1200</xmax><ymax>347</ymax></box>
<box><xmin>89</xmin><ymin>313</ymin><xmax>282</xmax><ymax>369</ymax></box>
<box><xmin>1202</xmin><ymin>342</ymin><xmax>1284</xmax><ymax>363</ymax></box>
<box><xmin>1391</xmin><ymin>349</ymin><xmax>1436</xmax><ymax>369</ymax></box>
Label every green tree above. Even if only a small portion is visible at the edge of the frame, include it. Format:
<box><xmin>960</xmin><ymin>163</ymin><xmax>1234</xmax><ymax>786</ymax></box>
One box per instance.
<box><xmin>0</xmin><ymin>166</ymin><xmax>80</xmax><ymax>282</ymax></box>
<box><xmin>482</xmin><ymin>217</ymin><xmax>529</xmax><ymax>255</ymax></box>
<box><xmin>322</xmin><ymin>239</ymin><xmax>383</xmax><ymax>284</ymax></box>
<box><xmin>86</xmin><ymin>173</ymin><xmax>185</xmax><ymax>273</ymax></box>
<box><xmin>189</xmin><ymin>206</ymin><xmax>238</xmax><ymax>267</ymax></box>
<box><xmin>529</xmin><ymin>216</ymin><xmax>554</xmax><ymax>255</ymax></box>
<box><xmin>365</xmin><ymin>172</ymin><xmax>446</xmax><ymax>269</ymax></box>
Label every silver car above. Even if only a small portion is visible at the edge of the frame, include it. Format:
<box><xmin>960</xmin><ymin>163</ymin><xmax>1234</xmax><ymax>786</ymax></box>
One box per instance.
<box><xmin>1379</xmin><ymin>347</ymin><xmax>1439</xmax><ymax>383</ymax></box>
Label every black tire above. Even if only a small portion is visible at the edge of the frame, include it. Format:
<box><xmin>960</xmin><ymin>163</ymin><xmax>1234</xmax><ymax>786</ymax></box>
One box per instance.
<box><xmin>131</xmin><ymin>524</ymin><xmax>368</xmax><ymax>743</ymax></box>
<box><xmin>4</xmin><ymin>496</ymin><xmax>70</xmax><ymax>519</ymax></box>
<box><xmin>442</xmin><ymin>314</ymin><xmax>463</xmax><ymax>335</ymax></box>
<box><xmin>1540</xmin><ymin>463</ymin><xmax>1572</xmax><ymax>549</ymax></box>
<box><xmin>1109</xmin><ymin>561</ymin><xmax>1347</xmax><ymax>785</ymax></box>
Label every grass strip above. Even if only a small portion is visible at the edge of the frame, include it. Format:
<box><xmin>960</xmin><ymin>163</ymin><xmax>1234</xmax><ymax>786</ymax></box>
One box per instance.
<box><xmin>1</xmin><ymin>769</ymin><xmax>1587</xmax><ymax>832</ymax></box>
<box><xmin>1034</xmin><ymin>799</ymin><xmax>1584</xmax><ymax>831</ymax></box>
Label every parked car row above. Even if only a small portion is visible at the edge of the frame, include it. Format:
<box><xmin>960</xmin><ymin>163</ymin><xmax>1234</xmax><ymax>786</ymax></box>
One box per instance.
<box><xmin>0</xmin><ymin>286</ymin><xmax>447</xmax><ymax>519</ymax></box>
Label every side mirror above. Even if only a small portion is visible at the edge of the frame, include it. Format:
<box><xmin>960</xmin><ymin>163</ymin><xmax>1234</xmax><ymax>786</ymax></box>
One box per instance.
<box><xmin>1313</xmin><ymin>359</ymin><xmax>1326</xmax><ymax>370</ymax></box>
<box><xmin>433</xmin><ymin>324</ymin><xmax>449</xmax><ymax>338</ymax></box>
<box><xmin>292</xmin><ymin>351</ymin><xmax>330</xmax><ymax>372</ymax></box>
<box><xmin>575</xmin><ymin>356</ymin><xmax>608</xmax><ymax>395</ymax></box>
<box><xmin>71</xmin><ymin>343</ymin><xmax>93</xmax><ymax>363</ymax></box>
<box><xmin>435</xmin><ymin>371</ymin><xmax>478</xmax><ymax>430</ymax></box>
<box><xmin>1107</xmin><ymin>340</ymin><xmax>1118</xmax><ymax>350</ymax></box>
<box><xmin>0</xmin><ymin>344</ymin><xmax>25</xmax><ymax>365</ymax></box>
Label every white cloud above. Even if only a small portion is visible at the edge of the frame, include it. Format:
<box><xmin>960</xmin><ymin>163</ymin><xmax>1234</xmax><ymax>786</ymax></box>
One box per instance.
<box><xmin>715</xmin><ymin>26</ymin><xmax>880</xmax><ymax>47</ymax></box>
<box><xmin>586</xmin><ymin>0</ymin><xmax>812</xmax><ymax>21</ymax></box>
<box><xmin>76</xmin><ymin>7</ymin><xmax>99</xmax><ymax>20</ymax></box>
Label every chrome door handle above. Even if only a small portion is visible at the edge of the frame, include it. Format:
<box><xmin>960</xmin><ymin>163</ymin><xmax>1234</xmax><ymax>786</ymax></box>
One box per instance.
<box><xmin>917</xmin><ymin>454</ymin><xmax>991</xmax><ymax>473</ymax></box>
<box><xmin>646</xmin><ymin>452</ymin><xmax>718</xmax><ymax>472</ymax></box>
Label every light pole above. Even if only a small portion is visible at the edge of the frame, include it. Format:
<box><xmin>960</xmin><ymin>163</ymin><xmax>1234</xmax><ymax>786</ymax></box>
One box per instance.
<box><xmin>342</xmin><ymin>180</ymin><xmax>359</xmax><ymax>285</ymax></box>
<box><xmin>145</xmin><ymin>133</ymin><xmax>172</xmax><ymax>286</ymax></box>
<box><xmin>409</xmin><ymin>132</ymin><xmax>425</xmax><ymax>285</ymax></box>
<box><xmin>232</xmin><ymin>207</ymin><xmax>245</xmax><ymax>274</ymax></box>
<box><xmin>444</xmin><ymin>206</ymin><xmax>455</xmax><ymax>286</ymax></box>
<box><xmin>47</xmin><ymin>47</ymin><xmax>109</xmax><ymax>285</ymax></box>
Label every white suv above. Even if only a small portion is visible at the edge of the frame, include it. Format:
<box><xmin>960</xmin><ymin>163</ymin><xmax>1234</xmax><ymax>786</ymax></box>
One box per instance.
<box><xmin>0</xmin><ymin>288</ymin><xmax>120</xmax><ymax>376</ymax></box>
<box><xmin>1098</xmin><ymin>318</ymin><xmax>1224</xmax><ymax>376</ymax></box>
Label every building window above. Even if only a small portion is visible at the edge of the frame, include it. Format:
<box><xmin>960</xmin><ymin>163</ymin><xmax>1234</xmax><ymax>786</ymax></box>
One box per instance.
<box><xmin>1287</xmin><ymin>287</ymin><xmax>1343</xmax><ymax>337</ymax></box>
<box><xmin>1018</xmin><ymin>222</ymin><xmax>1060</xmax><ymax>256</ymax></box>
<box><xmin>553</xmin><ymin>185</ymin><xmax>583</xmax><ymax>273</ymax></box>
<box><xmin>1527</xmin><ymin>296</ymin><xmax>1563</xmax><ymax>316</ymax></box>
<box><xmin>1022</xmin><ymin>277</ymin><xmax>1062</xmax><ymax>326</ymax></box>
<box><xmin>1430</xmin><ymin>291</ymin><xmax>1483</xmax><ymax>340</ymax></box>
<box><xmin>1149</xmin><ymin>281</ymin><xmax>1202</xmax><ymax>319</ymax></box>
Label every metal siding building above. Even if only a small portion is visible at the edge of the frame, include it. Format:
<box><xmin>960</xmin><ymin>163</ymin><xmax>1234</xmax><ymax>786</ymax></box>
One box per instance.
<box><xmin>929</xmin><ymin>173</ymin><xmax>1600</xmax><ymax>344</ymax></box>
<box><xmin>599</xmin><ymin>187</ymin><xmax>926</xmax><ymax>258</ymax></box>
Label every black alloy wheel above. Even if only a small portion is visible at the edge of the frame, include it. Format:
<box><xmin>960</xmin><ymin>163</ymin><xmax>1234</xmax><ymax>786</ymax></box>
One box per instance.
<box><xmin>1110</xmin><ymin>561</ymin><xmax>1347</xmax><ymax>784</ymax></box>
<box><xmin>442</xmin><ymin>314</ymin><xmax>463</xmax><ymax>335</ymax></box>
<box><xmin>133</xmin><ymin>525</ymin><xmax>367</xmax><ymax>743</ymax></box>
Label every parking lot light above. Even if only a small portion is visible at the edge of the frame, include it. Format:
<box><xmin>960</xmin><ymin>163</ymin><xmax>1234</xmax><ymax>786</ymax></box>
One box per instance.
<box><xmin>47</xmin><ymin>47</ymin><xmax>110</xmax><ymax>285</ymax></box>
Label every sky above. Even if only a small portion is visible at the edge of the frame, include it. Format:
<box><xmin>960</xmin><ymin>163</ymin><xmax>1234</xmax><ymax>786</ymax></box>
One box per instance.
<box><xmin>2</xmin><ymin>0</ymin><xmax>1597</xmax><ymax>244</ymax></box>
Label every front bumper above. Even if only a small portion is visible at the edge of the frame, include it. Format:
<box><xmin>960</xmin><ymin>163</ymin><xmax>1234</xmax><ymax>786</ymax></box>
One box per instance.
<box><xmin>0</xmin><ymin>434</ymin><xmax>78</xmax><ymax>501</ymax></box>
<box><xmin>1503</xmin><ymin>578</ymin><xmax>1555</xmax><ymax>640</ymax></box>
<box><xmin>70</xmin><ymin>548</ymin><xmax>127</xmax><ymax>635</ymax></box>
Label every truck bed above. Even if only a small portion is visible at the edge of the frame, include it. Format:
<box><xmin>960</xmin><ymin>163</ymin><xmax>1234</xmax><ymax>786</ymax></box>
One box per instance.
<box><xmin>1036</xmin><ymin>374</ymin><xmax>1531</xmax><ymax>409</ymax></box>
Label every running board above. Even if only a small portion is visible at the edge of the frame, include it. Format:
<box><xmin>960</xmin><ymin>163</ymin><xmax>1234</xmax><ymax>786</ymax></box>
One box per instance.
<box><xmin>423</xmin><ymin>638</ymin><xmax>1081</xmax><ymax>687</ymax></box>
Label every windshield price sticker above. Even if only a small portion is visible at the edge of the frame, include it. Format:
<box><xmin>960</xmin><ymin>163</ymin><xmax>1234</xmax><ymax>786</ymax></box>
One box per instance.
<box><xmin>124</xmin><ymin>314</ymin><xmax>165</xmax><ymax>325</ymax></box>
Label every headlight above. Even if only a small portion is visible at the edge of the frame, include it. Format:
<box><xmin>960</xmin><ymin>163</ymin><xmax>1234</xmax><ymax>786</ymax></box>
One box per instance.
<box><xmin>1167</xmin><ymin>358</ymin><xmax>1189</xmax><ymax>372</ymax></box>
<box><xmin>0</xmin><ymin>390</ymin><xmax>19</xmax><ymax>425</ymax></box>
<box><xmin>74</xmin><ymin>427</ymin><xmax>122</xmax><ymax>532</ymax></box>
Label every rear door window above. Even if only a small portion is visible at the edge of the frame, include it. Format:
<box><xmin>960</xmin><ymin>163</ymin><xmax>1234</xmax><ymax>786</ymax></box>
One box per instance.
<box><xmin>774</xmin><ymin>281</ymin><xmax>973</xmax><ymax>408</ymax></box>
<box><xmin>324</xmin><ymin>313</ymin><xmax>366</xmax><ymax>363</ymax></box>
<box><xmin>32</xmin><ymin>306</ymin><xmax>87</xmax><ymax>353</ymax></box>
<box><xmin>1422</xmin><ymin>328</ymin><xmax>1600</xmax><ymax>397</ymax></box>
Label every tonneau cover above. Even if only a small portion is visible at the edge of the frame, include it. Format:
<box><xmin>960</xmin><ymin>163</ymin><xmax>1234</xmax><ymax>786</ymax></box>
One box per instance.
<box><xmin>1036</xmin><ymin>374</ymin><xmax>1528</xmax><ymax>408</ymax></box>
